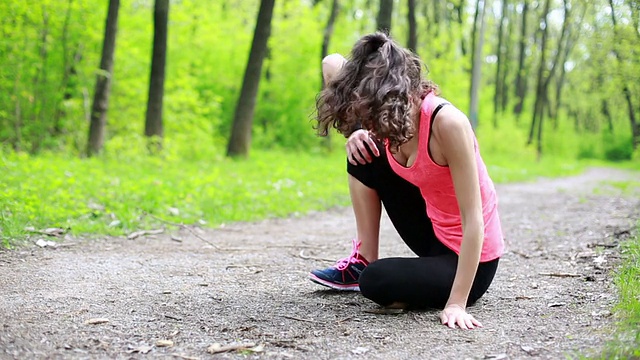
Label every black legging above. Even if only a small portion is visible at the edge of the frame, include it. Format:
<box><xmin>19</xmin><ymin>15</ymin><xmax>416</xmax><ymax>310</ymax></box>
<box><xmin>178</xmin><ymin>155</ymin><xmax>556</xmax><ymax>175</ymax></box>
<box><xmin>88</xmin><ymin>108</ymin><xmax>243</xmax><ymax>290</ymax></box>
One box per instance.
<box><xmin>348</xmin><ymin>141</ymin><xmax>499</xmax><ymax>309</ymax></box>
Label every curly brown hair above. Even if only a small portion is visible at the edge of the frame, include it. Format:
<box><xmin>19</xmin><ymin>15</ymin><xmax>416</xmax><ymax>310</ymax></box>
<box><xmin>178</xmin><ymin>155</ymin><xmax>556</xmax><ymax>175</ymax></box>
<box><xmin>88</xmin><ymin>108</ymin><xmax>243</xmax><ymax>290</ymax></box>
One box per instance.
<box><xmin>315</xmin><ymin>32</ymin><xmax>438</xmax><ymax>150</ymax></box>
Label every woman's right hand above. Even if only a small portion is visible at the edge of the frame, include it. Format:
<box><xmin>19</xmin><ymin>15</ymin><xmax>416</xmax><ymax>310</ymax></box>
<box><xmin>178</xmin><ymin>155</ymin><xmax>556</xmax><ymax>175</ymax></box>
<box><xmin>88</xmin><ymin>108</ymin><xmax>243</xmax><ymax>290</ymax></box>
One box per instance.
<box><xmin>346</xmin><ymin>129</ymin><xmax>380</xmax><ymax>165</ymax></box>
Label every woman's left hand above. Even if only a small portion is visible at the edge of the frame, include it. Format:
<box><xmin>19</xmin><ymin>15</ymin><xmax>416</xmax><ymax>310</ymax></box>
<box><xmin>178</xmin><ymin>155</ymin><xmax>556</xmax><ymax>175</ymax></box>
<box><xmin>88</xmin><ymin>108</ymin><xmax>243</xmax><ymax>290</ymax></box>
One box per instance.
<box><xmin>439</xmin><ymin>304</ymin><xmax>483</xmax><ymax>329</ymax></box>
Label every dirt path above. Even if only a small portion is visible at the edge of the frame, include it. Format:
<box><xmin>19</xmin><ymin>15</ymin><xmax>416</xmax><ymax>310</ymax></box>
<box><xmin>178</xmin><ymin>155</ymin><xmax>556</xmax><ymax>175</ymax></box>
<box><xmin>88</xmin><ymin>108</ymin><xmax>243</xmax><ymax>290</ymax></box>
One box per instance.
<box><xmin>1</xmin><ymin>167</ymin><xmax>639</xmax><ymax>360</ymax></box>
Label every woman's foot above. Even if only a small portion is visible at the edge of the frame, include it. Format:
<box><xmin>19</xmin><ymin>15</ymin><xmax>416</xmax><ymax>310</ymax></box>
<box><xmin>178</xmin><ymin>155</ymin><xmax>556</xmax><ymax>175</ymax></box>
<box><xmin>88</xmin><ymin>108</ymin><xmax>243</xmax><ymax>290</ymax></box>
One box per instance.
<box><xmin>309</xmin><ymin>239</ymin><xmax>369</xmax><ymax>291</ymax></box>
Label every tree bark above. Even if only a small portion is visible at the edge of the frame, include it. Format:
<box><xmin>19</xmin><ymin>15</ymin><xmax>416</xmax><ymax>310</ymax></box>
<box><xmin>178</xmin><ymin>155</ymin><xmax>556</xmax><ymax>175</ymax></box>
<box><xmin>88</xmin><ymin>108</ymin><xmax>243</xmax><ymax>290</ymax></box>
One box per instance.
<box><xmin>527</xmin><ymin>0</ymin><xmax>551</xmax><ymax>159</ymax></box>
<box><xmin>87</xmin><ymin>0</ymin><xmax>120</xmax><ymax>157</ymax></box>
<box><xmin>407</xmin><ymin>0</ymin><xmax>417</xmax><ymax>52</ymax></box>
<box><xmin>513</xmin><ymin>0</ymin><xmax>528</xmax><ymax>117</ymax></box>
<box><xmin>226</xmin><ymin>0</ymin><xmax>276</xmax><ymax>157</ymax></box>
<box><xmin>609</xmin><ymin>0</ymin><xmax>639</xmax><ymax>149</ymax></box>
<box><xmin>469</xmin><ymin>0</ymin><xmax>489</xmax><ymax>129</ymax></box>
<box><xmin>376</xmin><ymin>0</ymin><xmax>393</xmax><ymax>34</ymax></box>
<box><xmin>321</xmin><ymin>0</ymin><xmax>340</xmax><ymax>79</ymax></box>
<box><xmin>145</xmin><ymin>0</ymin><xmax>170</xmax><ymax>153</ymax></box>
<box><xmin>493</xmin><ymin>0</ymin><xmax>508</xmax><ymax>127</ymax></box>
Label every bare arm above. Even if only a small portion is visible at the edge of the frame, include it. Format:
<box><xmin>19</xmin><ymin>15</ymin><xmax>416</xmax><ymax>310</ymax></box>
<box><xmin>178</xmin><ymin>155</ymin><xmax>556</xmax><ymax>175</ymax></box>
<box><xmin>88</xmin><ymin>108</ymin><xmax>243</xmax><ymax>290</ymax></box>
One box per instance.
<box><xmin>432</xmin><ymin>106</ymin><xmax>484</xmax><ymax>329</ymax></box>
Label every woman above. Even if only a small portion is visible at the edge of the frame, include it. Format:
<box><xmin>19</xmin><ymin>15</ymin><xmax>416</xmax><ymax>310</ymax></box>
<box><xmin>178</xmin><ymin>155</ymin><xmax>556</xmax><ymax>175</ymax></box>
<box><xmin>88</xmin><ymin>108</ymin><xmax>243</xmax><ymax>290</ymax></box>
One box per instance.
<box><xmin>309</xmin><ymin>33</ymin><xmax>504</xmax><ymax>330</ymax></box>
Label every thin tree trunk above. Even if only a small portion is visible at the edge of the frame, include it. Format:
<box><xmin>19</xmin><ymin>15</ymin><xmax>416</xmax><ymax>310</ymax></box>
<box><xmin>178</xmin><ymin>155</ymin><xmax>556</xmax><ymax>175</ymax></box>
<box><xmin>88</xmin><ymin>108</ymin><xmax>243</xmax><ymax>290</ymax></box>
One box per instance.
<box><xmin>32</xmin><ymin>7</ymin><xmax>50</xmax><ymax>154</ymax></box>
<box><xmin>321</xmin><ymin>0</ymin><xmax>340</xmax><ymax>80</ymax></box>
<box><xmin>407</xmin><ymin>0</ymin><xmax>417</xmax><ymax>52</ymax></box>
<box><xmin>226</xmin><ymin>0</ymin><xmax>276</xmax><ymax>157</ymax></box>
<box><xmin>54</xmin><ymin>0</ymin><xmax>78</xmax><ymax>136</ymax></box>
<box><xmin>145</xmin><ymin>0</ymin><xmax>170</xmax><ymax>153</ymax></box>
<box><xmin>513</xmin><ymin>0</ymin><xmax>528</xmax><ymax>117</ymax></box>
<box><xmin>455</xmin><ymin>0</ymin><xmax>467</xmax><ymax>56</ymax></box>
<box><xmin>87</xmin><ymin>0</ymin><xmax>120</xmax><ymax>157</ymax></box>
<box><xmin>13</xmin><ymin>61</ymin><xmax>22</xmax><ymax>152</ymax></box>
<box><xmin>320</xmin><ymin>0</ymin><xmax>340</xmax><ymax>150</ymax></box>
<box><xmin>377</xmin><ymin>0</ymin><xmax>393</xmax><ymax>34</ymax></box>
<box><xmin>493</xmin><ymin>0</ymin><xmax>508</xmax><ymax>127</ymax></box>
<box><xmin>602</xmin><ymin>100</ymin><xmax>614</xmax><ymax>132</ymax></box>
<box><xmin>469</xmin><ymin>0</ymin><xmax>481</xmax><ymax>72</ymax></box>
<box><xmin>527</xmin><ymin>0</ymin><xmax>551</xmax><ymax>156</ymax></box>
<box><xmin>609</xmin><ymin>0</ymin><xmax>639</xmax><ymax>149</ymax></box>
<box><xmin>469</xmin><ymin>0</ymin><xmax>489</xmax><ymax>129</ymax></box>
<box><xmin>500</xmin><ymin>5</ymin><xmax>514</xmax><ymax>112</ymax></box>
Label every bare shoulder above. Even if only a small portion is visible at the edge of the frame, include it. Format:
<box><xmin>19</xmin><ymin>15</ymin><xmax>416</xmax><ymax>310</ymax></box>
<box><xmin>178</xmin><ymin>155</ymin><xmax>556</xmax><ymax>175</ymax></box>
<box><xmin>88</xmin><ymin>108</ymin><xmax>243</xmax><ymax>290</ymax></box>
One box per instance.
<box><xmin>431</xmin><ymin>105</ymin><xmax>472</xmax><ymax>141</ymax></box>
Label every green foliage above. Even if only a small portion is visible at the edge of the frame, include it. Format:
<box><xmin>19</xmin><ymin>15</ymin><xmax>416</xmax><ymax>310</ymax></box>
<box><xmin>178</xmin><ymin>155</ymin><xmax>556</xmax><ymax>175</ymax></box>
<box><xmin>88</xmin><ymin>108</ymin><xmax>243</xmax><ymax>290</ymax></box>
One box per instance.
<box><xmin>0</xmin><ymin>147</ymin><xmax>351</xmax><ymax>245</ymax></box>
<box><xmin>603</xmin><ymin>133</ymin><xmax>634</xmax><ymax>161</ymax></box>
<box><xmin>590</xmin><ymin>223</ymin><xmax>640</xmax><ymax>359</ymax></box>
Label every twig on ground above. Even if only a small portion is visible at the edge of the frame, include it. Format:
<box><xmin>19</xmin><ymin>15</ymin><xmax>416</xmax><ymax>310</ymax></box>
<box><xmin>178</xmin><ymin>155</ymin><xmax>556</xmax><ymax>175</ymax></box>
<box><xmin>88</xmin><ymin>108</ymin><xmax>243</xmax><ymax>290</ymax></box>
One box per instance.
<box><xmin>142</xmin><ymin>212</ymin><xmax>219</xmax><ymax>249</ymax></box>
<box><xmin>298</xmin><ymin>250</ymin><xmax>335</xmax><ymax>263</ymax></box>
<box><xmin>163</xmin><ymin>314</ymin><xmax>183</xmax><ymax>321</ymax></box>
<box><xmin>539</xmin><ymin>272</ymin><xmax>582</xmax><ymax>278</ymax></box>
<box><xmin>207</xmin><ymin>342</ymin><xmax>260</xmax><ymax>354</ymax></box>
<box><xmin>336</xmin><ymin>316</ymin><xmax>354</xmax><ymax>323</ymax></box>
<box><xmin>588</xmin><ymin>242</ymin><xmax>618</xmax><ymax>248</ymax></box>
<box><xmin>127</xmin><ymin>229</ymin><xmax>164</xmax><ymax>240</ymax></box>
<box><xmin>282</xmin><ymin>315</ymin><xmax>316</xmax><ymax>323</ymax></box>
<box><xmin>171</xmin><ymin>354</ymin><xmax>199</xmax><ymax>360</ymax></box>
<box><xmin>512</xmin><ymin>250</ymin><xmax>531</xmax><ymax>258</ymax></box>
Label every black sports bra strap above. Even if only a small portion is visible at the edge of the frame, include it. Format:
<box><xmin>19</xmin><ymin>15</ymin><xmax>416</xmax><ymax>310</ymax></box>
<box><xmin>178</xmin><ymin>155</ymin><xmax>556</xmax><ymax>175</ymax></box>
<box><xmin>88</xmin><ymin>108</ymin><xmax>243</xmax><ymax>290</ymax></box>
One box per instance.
<box><xmin>429</xmin><ymin>102</ymin><xmax>450</xmax><ymax>127</ymax></box>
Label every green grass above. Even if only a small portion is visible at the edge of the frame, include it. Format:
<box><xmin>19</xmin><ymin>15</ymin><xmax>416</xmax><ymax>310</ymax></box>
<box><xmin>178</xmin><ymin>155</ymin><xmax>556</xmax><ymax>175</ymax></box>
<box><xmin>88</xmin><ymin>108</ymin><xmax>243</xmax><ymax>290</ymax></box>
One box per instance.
<box><xmin>1</xmin><ymin>139</ymin><xmax>638</xmax><ymax>248</ymax></box>
<box><xmin>592</xmin><ymin>224</ymin><xmax>640</xmax><ymax>359</ymax></box>
<box><xmin>0</xmin><ymin>149</ymin><xmax>352</xmax><ymax>247</ymax></box>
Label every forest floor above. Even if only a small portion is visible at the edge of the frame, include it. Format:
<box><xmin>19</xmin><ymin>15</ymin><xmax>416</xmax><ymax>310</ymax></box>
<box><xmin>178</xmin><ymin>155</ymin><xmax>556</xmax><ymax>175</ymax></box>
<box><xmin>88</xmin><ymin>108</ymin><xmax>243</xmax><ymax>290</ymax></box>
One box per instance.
<box><xmin>1</xmin><ymin>167</ymin><xmax>639</xmax><ymax>360</ymax></box>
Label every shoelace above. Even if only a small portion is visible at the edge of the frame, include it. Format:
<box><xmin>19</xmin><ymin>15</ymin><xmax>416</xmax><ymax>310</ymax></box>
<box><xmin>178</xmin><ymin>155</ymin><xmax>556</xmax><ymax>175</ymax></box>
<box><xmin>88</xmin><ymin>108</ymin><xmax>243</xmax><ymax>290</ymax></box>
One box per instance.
<box><xmin>335</xmin><ymin>238</ymin><xmax>364</xmax><ymax>270</ymax></box>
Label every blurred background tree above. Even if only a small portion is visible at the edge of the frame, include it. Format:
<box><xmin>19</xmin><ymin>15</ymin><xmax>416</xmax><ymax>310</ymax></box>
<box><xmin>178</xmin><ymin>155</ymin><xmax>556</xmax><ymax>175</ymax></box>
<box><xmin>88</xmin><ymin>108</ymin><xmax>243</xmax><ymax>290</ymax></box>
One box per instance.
<box><xmin>0</xmin><ymin>0</ymin><xmax>638</xmax><ymax>161</ymax></box>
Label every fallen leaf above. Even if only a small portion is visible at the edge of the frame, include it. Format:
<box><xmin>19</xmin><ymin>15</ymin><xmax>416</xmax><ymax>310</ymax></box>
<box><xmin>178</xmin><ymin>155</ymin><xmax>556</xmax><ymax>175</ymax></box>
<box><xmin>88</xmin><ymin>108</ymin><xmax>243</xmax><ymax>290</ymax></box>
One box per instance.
<box><xmin>521</xmin><ymin>345</ymin><xmax>535</xmax><ymax>353</ymax></box>
<box><xmin>351</xmin><ymin>347</ymin><xmax>369</xmax><ymax>355</ymax></box>
<box><xmin>127</xmin><ymin>345</ymin><xmax>152</xmax><ymax>354</ymax></box>
<box><xmin>363</xmin><ymin>308</ymin><xmax>405</xmax><ymax>315</ymax></box>
<box><xmin>484</xmin><ymin>354</ymin><xmax>508</xmax><ymax>359</ymax></box>
<box><xmin>156</xmin><ymin>340</ymin><xmax>174</xmax><ymax>347</ymax></box>
<box><xmin>35</xmin><ymin>239</ymin><xmax>58</xmax><ymax>248</ymax></box>
<box><xmin>85</xmin><ymin>318</ymin><xmax>109</xmax><ymax>325</ymax></box>
<box><xmin>170</xmin><ymin>235</ymin><xmax>183</xmax><ymax>242</ymax></box>
<box><xmin>206</xmin><ymin>342</ymin><xmax>256</xmax><ymax>354</ymax></box>
<box><xmin>108</xmin><ymin>220</ymin><xmax>121</xmax><ymax>228</ymax></box>
<box><xmin>248</xmin><ymin>344</ymin><xmax>264</xmax><ymax>353</ymax></box>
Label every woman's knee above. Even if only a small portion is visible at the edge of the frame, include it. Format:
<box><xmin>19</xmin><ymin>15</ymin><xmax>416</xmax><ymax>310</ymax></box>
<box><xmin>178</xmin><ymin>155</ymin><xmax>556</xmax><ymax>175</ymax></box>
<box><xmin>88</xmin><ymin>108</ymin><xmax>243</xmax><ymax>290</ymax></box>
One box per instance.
<box><xmin>359</xmin><ymin>260</ymin><xmax>394</xmax><ymax>306</ymax></box>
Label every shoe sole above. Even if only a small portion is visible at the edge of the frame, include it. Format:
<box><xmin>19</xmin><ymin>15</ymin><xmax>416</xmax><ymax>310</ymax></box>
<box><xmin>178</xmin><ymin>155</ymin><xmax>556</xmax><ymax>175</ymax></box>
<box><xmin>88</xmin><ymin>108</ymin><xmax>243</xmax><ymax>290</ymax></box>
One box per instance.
<box><xmin>308</xmin><ymin>273</ymin><xmax>360</xmax><ymax>291</ymax></box>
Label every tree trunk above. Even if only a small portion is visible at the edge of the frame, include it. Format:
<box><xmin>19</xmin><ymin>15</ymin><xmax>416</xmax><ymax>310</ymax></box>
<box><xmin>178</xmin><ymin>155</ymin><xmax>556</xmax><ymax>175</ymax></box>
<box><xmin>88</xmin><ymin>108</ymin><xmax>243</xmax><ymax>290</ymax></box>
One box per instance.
<box><xmin>500</xmin><ymin>6</ymin><xmax>514</xmax><ymax>113</ymax></box>
<box><xmin>320</xmin><ymin>0</ymin><xmax>340</xmax><ymax>150</ymax></box>
<box><xmin>226</xmin><ymin>0</ymin><xmax>276</xmax><ymax>157</ymax></box>
<box><xmin>53</xmin><ymin>0</ymin><xmax>75</xmax><ymax>137</ymax></box>
<box><xmin>513</xmin><ymin>0</ymin><xmax>528</xmax><ymax>117</ymax></box>
<box><xmin>321</xmin><ymin>0</ymin><xmax>340</xmax><ymax>81</ymax></box>
<box><xmin>493</xmin><ymin>0</ymin><xmax>508</xmax><ymax>127</ymax></box>
<box><xmin>31</xmin><ymin>8</ymin><xmax>50</xmax><ymax>154</ymax></box>
<box><xmin>527</xmin><ymin>0</ymin><xmax>551</xmax><ymax>157</ymax></box>
<box><xmin>455</xmin><ymin>0</ymin><xmax>467</xmax><ymax>56</ymax></box>
<box><xmin>407</xmin><ymin>0</ymin><xmax>417</xmax><ymax>52</ymax></box>
<box><xmin>609</xmin><ymin>0</ymin><xmax>639</xmax><ymax>149</ymax></box>
<box><xmin>145</xmin><ymin>0</ymin><xmax>170</xmax><ymax>153</ymax></box>
<box><xmin>376</xmin><ymin>0</ymin><xmax>393</xmax><ymax>34</ymax></box>
<box><xmin>469</xmin><ymin>0</ymin><xmax>481</xmax><ymax>72</ymax></box>
<box><xmin>469</xmin><ymin>0</ymin><xmax>489</xmax><ymax>129</ymax></box>
<box><xmin>87</xmin><ymin>0</ymin><xmax>120</xmax><ymax>157</ymax></box>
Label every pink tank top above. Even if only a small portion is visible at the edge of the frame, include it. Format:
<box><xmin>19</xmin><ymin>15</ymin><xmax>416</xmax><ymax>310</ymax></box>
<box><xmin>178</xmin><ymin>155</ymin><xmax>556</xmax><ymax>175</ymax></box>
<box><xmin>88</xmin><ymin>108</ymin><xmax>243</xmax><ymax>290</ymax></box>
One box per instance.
<box><xmin>386</xmin><ymin>93</ymin><xmax>504</xmax><ymax>261</ymax></box>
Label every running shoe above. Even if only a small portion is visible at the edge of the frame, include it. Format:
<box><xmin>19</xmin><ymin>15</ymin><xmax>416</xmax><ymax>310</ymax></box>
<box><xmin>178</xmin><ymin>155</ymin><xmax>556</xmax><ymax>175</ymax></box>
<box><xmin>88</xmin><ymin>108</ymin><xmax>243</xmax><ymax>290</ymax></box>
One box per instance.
<box><xmin>309</xmin><ymin>239</ymin><xmax>369</xmax><ymax>291</ymax></box>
